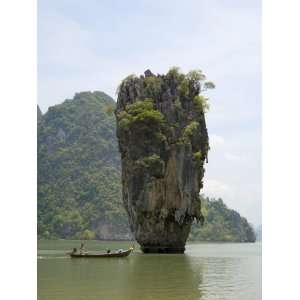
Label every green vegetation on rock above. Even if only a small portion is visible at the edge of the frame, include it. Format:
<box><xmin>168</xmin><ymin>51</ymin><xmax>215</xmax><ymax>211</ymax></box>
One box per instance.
<box><xmin>119</xmin><ymin>99</ymin><xmax>165</xmax><ymax>132</ymax></box>
<box><xmin>117</xmin><ymin>98</ymin><xmax>167</xmax><ymax>161</ymax></box>
<box><xmin>183</xmin><ymin>121</ymin><xmax>200</xmax><ymax>139</ymax></box>
<box><xmin>194</xmin><ymin>95</ymin><xmax>210</xmax><ymax>113</ymax></box>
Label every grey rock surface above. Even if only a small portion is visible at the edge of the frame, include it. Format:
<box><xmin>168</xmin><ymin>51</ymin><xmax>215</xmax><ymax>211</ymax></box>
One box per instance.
<box><xmin>115</xmin><ymin>69</ymin><xmax>210</xmax><ymax>253</ymax></box>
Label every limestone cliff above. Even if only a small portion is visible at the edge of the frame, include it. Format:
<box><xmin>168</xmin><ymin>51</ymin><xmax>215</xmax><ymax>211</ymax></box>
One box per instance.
<box><xmin>115</xmin><ymin>67</ymin><xmax>214</xmax><ymax>253</ymax></box>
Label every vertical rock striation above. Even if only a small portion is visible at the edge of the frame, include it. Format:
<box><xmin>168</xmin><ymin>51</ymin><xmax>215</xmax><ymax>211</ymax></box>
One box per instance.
<box><xmin>115</xmin><ymin>68</ymin><xmax>214</xmax><ymax>253</ymax></box>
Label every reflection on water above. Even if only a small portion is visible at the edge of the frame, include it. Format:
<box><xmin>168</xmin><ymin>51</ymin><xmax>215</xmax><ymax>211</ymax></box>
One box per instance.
<box><xmin>121</xmin><ymin>255</ymin><xmax>203</xmax><ymax>300</ymax></box>
<box><xmin>38</xmin><ymin>241</ymin><xmax>261</xmax><ymax>300</ymax></box>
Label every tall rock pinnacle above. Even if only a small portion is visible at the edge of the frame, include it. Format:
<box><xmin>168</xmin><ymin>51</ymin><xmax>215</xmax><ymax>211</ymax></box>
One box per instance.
<box><xmin>115</xmin><ymin>67</ymin><xmax>214</xmax><ymax>253</ymax></box>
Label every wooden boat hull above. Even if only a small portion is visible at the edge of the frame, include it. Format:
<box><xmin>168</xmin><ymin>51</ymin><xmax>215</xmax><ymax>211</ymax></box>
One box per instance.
<box><xmin>69</xmin><ymin>248</ymin><xmax>132</xmax><ymax>258</ymax></box>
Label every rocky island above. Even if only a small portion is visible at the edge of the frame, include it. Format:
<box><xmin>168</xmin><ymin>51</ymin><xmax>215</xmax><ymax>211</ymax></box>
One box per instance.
<box><xmin>115</xmin><ymin>67</ymin><xmax>215</xmax><ymax>253</ymax></box>
<box><xmin>38</xmin><ymin>89</ymin><xmax>255</xmax><ymax>243</ymax></box>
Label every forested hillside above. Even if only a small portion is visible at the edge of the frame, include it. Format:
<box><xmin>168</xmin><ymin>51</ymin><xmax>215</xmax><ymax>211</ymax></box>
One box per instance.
<box><xmin>38</xmin><ymin>91</ymin><xmax>255</xmax><ymax>242</ymax></box>
<box><xmin>189</xmin><ymin>196</ymin><xmax>256</xmax><ymax>242</ymax></box>
<box><xmin>37</xmin><ymin>91</ymin><xmax>130</xmax><ymax>240</ymax></box>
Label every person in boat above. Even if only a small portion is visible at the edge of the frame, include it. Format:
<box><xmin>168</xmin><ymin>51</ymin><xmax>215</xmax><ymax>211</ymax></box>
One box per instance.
<box><xmin>72</xmin><ymin>248</ymin><xmax>77</xmax><ymax>254</ymax></box>
<box><xmin>106</xmin><ymin>249</ymin><xmax>111</xmax><ymax>254</ymax></box>
<box><xmin>79</xmin><ymin>242</ymin><xmax>86</xmax><ymax>254</ymax></box>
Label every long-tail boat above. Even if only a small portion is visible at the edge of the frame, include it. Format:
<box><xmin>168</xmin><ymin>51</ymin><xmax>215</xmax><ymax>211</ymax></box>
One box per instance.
<box><xmin>68</xmin><ymin>247</ymin><xmax>133</xmax><ymax>258</ymax></box>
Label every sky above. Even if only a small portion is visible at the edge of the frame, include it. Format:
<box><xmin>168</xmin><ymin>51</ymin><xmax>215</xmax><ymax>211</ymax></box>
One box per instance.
<box><xmin>38</xmin><ymin>0</ymin><xmax>261</xmax><ymax>226</ymax></box>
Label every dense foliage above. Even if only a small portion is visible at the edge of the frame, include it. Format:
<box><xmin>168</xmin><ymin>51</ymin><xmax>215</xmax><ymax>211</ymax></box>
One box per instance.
<box><xmin>189</xmin><ymin>196</ymin><xmax>256</xmax><ymax>242</ymax></box>
<box><xmin>37</xmin><ymin>91</ymin><xmax>130</xmax><ymax>240</ymax></box>
<box><xmin>117</xmin><ymin>99</ymin><xmax>166</xmax><ymax>148</ymax></box>
<box><xmin>38</xmin><ymin>91</ymin><xmax>256</xmax><ymax>242</ymax></box>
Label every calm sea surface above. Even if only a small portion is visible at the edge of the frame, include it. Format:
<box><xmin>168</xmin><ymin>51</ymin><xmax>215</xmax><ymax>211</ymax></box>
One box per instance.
<box><xmin>38</xmin><ymin>240</ymin><xmax>261</xmax><ymax>300</ymax></box>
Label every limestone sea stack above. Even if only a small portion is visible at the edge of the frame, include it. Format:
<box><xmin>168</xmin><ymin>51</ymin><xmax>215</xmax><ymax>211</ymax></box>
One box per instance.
<box><xmin>115</xmin><ymin>67</ymin><xmax>214</xmax><ymax>253</ymax></box>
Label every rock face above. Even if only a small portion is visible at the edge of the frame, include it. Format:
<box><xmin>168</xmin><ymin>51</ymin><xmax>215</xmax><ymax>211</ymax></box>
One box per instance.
<box><xmin>115</xmin><ymin>68</ymin><xmax>213</xmax><ymax>253</ymax></box>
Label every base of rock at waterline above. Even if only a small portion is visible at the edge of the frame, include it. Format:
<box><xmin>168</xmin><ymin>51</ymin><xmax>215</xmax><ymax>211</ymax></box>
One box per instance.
<box><xmin>141</xmin><ymin>245</ymin><xmax>186</xmax><ymax>254</ymax></box>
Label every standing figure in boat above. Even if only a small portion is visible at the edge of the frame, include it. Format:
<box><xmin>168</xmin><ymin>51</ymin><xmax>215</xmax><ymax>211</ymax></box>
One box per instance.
<box><xmin>79</xmin><ymin>242</ymin><xmax>86</xmax><ymax>254</ymax></box>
